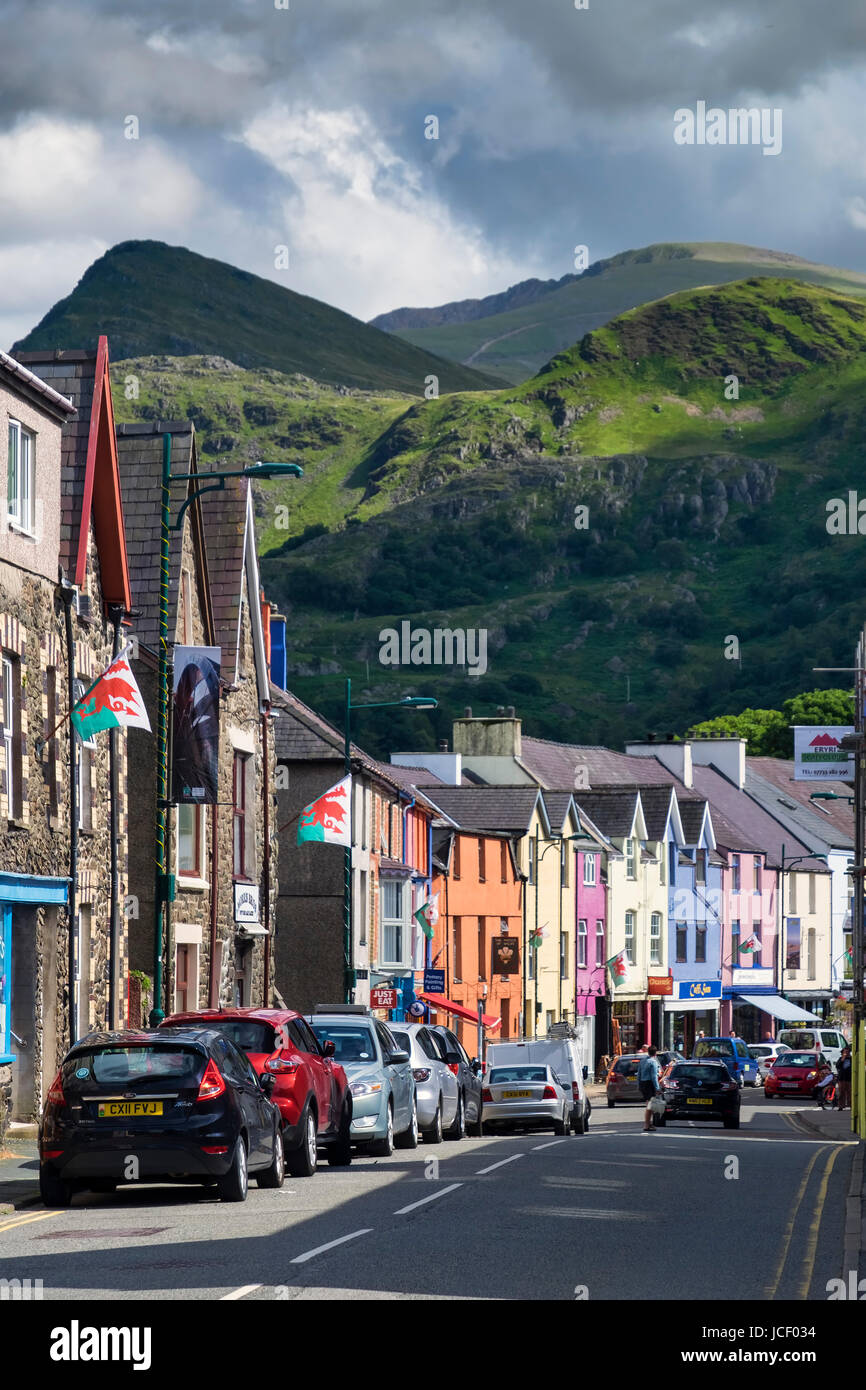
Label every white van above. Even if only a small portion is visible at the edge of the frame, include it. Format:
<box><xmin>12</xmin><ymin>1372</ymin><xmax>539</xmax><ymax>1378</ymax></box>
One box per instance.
<box><xmin>776</xmin><ymin>1027</ymin><xmax>848</xmax><ymax>1066</ymax></box>
<box><xmin>484</xmin><ymin>1034</ymin><xmax>590</xmax><ymax>1133</ymax></box>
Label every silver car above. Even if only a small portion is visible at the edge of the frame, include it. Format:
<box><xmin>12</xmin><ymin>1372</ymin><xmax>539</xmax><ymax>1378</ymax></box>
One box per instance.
<box><xmin>481</xmin><ymin>1063</ymin><xmax>572</xmax><ymax>1135</ymax></box>
<box><xmin>748</xmin><ymin>1042</ymin><xmax>791</xmax><ymax>1085</ymax></box>
<box><xmin>388</xmin><ymin>1024</ymin><xmax>459</xmax><ymax>1142</ymax></box>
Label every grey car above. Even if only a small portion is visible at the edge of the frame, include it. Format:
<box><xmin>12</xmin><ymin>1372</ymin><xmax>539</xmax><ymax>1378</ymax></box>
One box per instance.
<box><xmin>307</xmin><ymin>1008</ymin><xmax>418</xmax><ymax>1156</ymax></box>
<box><xmin>388</xmin><ymin>1024</ymin><xmax>459</xmax><ymax>1142</ymax></box>
<box><xmin>427</xmin><ymin>1024</ymin><xmax>484</xmax><ymax>1137</ymax></box>
<box><xmin>481</xmin><ymin>1063</ymin><xmax>572</xmax><ymax>1134</ymax></box>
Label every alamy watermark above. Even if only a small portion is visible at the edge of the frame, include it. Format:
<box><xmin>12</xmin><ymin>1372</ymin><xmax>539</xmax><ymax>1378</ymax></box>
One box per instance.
<box><xmin>379</xmin><ymin>622</ymin><xmax>487</xmax><ymax>676</ymax></box>
<box><xmin>674</xmin><ymin>102</ymin><xmax>782</xmax><ymax>157</ymax></box>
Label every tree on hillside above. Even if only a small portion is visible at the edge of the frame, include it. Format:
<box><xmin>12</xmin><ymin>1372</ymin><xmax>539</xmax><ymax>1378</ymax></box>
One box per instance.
<box><xmin>688</xmin><ymin>689</ymin><xmax>853</xmax><ymax>758</ymax></box>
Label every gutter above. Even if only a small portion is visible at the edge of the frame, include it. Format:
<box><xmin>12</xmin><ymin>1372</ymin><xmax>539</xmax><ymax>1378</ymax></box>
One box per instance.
<box><xmin>0</xmin><ymin>350</ymin><xmax>76</xmax><ymax>414</ymax></box>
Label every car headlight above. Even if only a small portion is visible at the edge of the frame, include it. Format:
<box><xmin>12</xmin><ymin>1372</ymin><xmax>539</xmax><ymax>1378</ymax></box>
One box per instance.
<box><xmin>350</xmin><ymin>1081</ymin><xmax>383</xmax><ymax>1098</ymax></box>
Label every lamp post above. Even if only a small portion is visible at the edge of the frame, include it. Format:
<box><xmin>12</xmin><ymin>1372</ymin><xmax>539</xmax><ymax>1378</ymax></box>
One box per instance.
<box><xmin>148</xmin><ymin>439</ymin><xmax>303</xmax><ymax>1027</ymax></box>
<box><xmin>342</xmin><ymin>678</ymin><xmax>437</xmax><ymax>1004</ymax></box>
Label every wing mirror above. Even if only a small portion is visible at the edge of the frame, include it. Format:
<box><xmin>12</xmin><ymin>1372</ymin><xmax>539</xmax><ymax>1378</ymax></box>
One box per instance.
<box><xmin>260</xmin><ymin>1072</ymin><xmax>277</xmax><ymax>1097</ymax></box>
<box><xmin>322</xmin><ymin>1039</ymin><xmax>336</xmax><ymax>1058</ymax></box>
<box><xmin>388</xmin><ymin>1050</ymin><xmax>410</xmax><ymax>1066</ymax></box>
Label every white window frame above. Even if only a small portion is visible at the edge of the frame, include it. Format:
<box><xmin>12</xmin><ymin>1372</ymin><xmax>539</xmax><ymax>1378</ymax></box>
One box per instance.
<box><xmin>381</xmin><ymin>878</ymin><xmax>408</xmax><ymax>967</ymax></box>
<box><xmin>625</xmin><ymin>839</ymin><xmax>636</xmax><ymax>880</ymax></box>
<box><xmin>595</xmin><ymin>919</ymin><xmax>605</xmax><ymax>967</ymax></box>
<box><xmin>177</xmin><ymin>803</ymin><xmax>207</xmax><ymax>885</ymax></box>
<box><xmin>650</xmin><ymin>912</ymin><xmax>662</xmax><ymax>965</ymax></box>
<box><xmin>583</xmin><ymin>852</ymin><xmax>596</xmax><ymax>886</ymax></box>
<box><xmin>624</xmin><ymin>911</ymin><xmax>635</xmax><ymax>965</ymax></box>
<box><xmin>7</xmin><ymin>419</ymin><xmax>35</xmax><ymax>535</ymax></box>
<box><xmin>577</xmin><ymin>919</ymin><xmax>587</xmax><ymax>970</ymax></box>
<box><xmin>2</xmin><ymin>655</ymin><xmax>18</xmax><ymax>819</ymax></box>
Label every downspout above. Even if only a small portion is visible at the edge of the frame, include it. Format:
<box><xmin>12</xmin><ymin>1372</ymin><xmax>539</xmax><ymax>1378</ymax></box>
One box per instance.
<box><xmin>107</xmin><ymin>605</ymin><xmax>123</xmax><ymax>1028</ymax></box>
<box><xmin>400</xmin><ymin>791</ymin><xmax>416</xmax><ymax>1019</ymax></box>
<box><xmin>444</xmin><ymin>843</ymin><xmax>451</xmax><ymax>996</ymax></box>
<box><xmin>262</xmin><ymin>705</ymin><xmax>271</xmax><ymax>1007</ymax></box>
<box><xmin>208</xmin><ymin>804</ymin><xmax>219</xmax><ymax>1007</ymax></box>
<box><xmin>61</xmin><ymin>582</ymin><xmax>78</xmax><ymax>1046</ymax></box>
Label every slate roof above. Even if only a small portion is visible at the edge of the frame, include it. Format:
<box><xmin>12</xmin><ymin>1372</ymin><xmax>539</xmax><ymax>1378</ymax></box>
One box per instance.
<box><xmin>543</xmin><ymin>791</ymin><xmax>577</xmax><ymax>833</ymax></box>
<box><xmin>691</xmin><ymin>766</ymin><xmax>827</xmax><ymax>871</ymax></box>
<box><xmin>573</xmin><ymin>790</ymin><xmax>642</xmax><ymax>839</ymax></box>
<box><xmin>630</xmin><ymin>784</ymin><xmax>678</xmax><ymax>839</ymax></box>
<box><xmin>520</xmin><ymin>736</ymin><xmax>676</xmax><ymax>789</ymax></box>
<box><xmin>115</xmin><ymin>422</ymin><xmax>200</xmax><ymax>648</ymax></box>
<box><xmin>678</xmin><ymin>799</ymin><xmax>709</xmax><ymax>845</ymax></box>
<box><xmin>746</xmin><ymin>758</ymin><xmax>854</xmax><ymax>849</ymax></box>
<box><xmin>419</xmin><ymin>785</ymin><xmax>544</xmax><ymax>835</ymax></box>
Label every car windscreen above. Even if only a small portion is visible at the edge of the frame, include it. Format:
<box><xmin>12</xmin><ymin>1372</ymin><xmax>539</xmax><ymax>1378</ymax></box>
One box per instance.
<box><xmin>670</xmin><ymin>1065</ymin><xmax>728</xmax><ymax>1082</ymax></box>
<box><xmin>66</xmin><ymin>1046</ymin><xmax>205</xmax><ymax>1085</ymax></box>
<box><xmin>778</xmin><ymin>1031</ymin><xmax>816</xmax><ymax>1050</ymax></box>
<box><xmin>694</xmin><ymin>1040</ymin><xmax>733</xmax><ymax>1058</ymax></box>
<box><xmin>309</xmin><ymin>1022</ymin><xmax>375</xmax><ymax>1063</ymax></box>
<box><xmin>489</xmin><ymin>1067</ymin><xmax>547</xmax><ymax>1083</ymax></box>
<box><xmin>749</xmin><ymin>1046</ymin><xmax>772</xmax><ymax>1058</ymax></box>
<box><xmin>204</xmin><ymin>1021</ymin><xmax>274</xmax><ymax>1054</ymax></box>
<box><xmin>776</xmin><ymin>1052</ymin><xmax>821</xmax><ymax>1068</ymax></box>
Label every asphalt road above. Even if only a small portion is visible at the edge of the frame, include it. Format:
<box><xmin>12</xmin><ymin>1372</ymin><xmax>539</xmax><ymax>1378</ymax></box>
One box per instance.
<box><xmin>0</xmin><ymin>1091</ymin><xmax>854</xmax><ymax>1301</ymax></box>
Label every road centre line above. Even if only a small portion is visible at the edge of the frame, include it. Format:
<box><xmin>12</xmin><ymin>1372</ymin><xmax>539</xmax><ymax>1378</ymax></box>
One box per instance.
<box><xmin>797</xmin><ymin>1145</ymin><xmax>846</xmax><ymax>1299</ymax></box>
<box><xmin>531</xmin><ymin>1139</ymin><xmax>566</xmax><ymax>1151</ymax></box>
<box><xmin>393</xmin><ymin>1182</ymin><xmax>463</xmax><ymax>1215</ymax></box>
<box><xmin>220</xmin><ymin>1284</ymin><xmax>262</xmax><ymax>1301</ymax></box>
<box><xmin>290</xmin><ymin>1228</ymin><xmax>373</xmax><ymax>1264</ymax></box>
<box><xmin>765</xmin><ymin>1147</ymin><xmax>826</xmax><ymax>1300</ymax></box>
<box><xmin>476</xmin><ymin>1154</ymin><xmax>525</xmax><ymax>1175</ymax></box>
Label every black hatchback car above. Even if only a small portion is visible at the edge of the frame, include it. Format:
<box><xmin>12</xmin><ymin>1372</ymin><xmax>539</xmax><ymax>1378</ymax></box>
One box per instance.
<box><xmin>658</xmin><ymin>1060</ymin><xmax>741</xmax><ymax>1129</ymax></box>
<box><xmin>39</xmin><ymin>1028</ymin><xmax>283</xmax><ymax>1206</ymax></box>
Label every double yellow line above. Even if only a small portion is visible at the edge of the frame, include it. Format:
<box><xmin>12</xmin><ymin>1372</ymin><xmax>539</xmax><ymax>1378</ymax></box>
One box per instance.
<box><xmin>765</xmin><ymin>1144</ymin><xmax>846</xmax><ymax>1299</ymax></box>
<box><xmin>0</xmin><ymin>1208</ymin><xmax>61</xmax><ymax>1235</ymax></box>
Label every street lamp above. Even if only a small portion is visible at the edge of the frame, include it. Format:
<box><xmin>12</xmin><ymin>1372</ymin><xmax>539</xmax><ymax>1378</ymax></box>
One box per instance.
<box><xmin>149</xmin><ymin>438</ymin><xmax>304</xmax><ymax>1026</ymax></box>
<box><xmin>342</xmin><ymin>677</ymin><xmax>437</xmax><ymax>1004</ymax></box>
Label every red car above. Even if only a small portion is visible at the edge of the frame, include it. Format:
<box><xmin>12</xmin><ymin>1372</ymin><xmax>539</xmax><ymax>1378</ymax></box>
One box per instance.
<box><xmin>764</xmin><ymin>1051</ymin><xmax>832</xmax><ymax>1099</ymax></box>
<box><xmin>160</xmin><ymin>1008</ymin><xmax>352</xmax><ymax>1176</ymax></box>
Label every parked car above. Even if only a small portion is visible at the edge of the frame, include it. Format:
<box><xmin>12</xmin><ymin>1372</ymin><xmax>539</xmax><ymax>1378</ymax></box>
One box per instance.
<box><xmin>427</xmin><ymin>1024</ymin><xmax>484</xmax><ymax>1136</ymax></box>
<box><xmin>764</xmin><ymin>1051</ymin><xmax>833</xmax><ymax>1100</ymax></box>
<box><xmin>691</xmin><ymin>1036</ymin><xmax>760</xmax><ymax>1087</ymax></box>
<box><xmin>606</xmin><ymin>1052</ymin><xmax>685</xmax><ymax>1106</ymax></box>
<box><xmin>160</xmin><ymin>1007</ymin><xmax>352</xmax><ymax>1176</ymax></box>
<box><xmin>776</xmin><ymin>1028</ymin><xmax>848</xmax><ymax>1067</ymax></box>
<box><xmin>388</xmin><ymin>1023</ymin><xmax>459</xmax><ymax>1141</ymax></box>
<box><xmin>481</xmin><ymin>1063</ymin><xmax>572</xmax><ymax>1135</ymax></box>
<box><xmin>307</xmin><ymin>1006</ymin><xmax>417</xmax><ymax>1155</ymax></box>
<box><xmin>747</xmin><ymin>1042</ymin><xmax>791</xmax><ymax>1085</ymax></box>
<box><xmin>39</xmin><ymin>1028</ymin><xmax>283</xmax><ymax>1207</ymax></box>
<box><xmin>486</xmin><ymin>1035</ymin><xmax>591</xmax><ymax>1133</ymax></box>
<box><xmin>659</xmin><ymin>1060</ymin><xmax>741</xmax><ymax>1129</ymax></box>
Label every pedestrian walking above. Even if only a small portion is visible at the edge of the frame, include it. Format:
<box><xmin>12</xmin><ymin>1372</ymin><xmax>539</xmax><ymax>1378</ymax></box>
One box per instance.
<box><xmin>638</xmin><ymin>1045</ymin><xmax>661</xmax><ymax>1132</ymax></box>
<box><xmin>837</xmin><ymin>1045</ymin><xmax>852</xmax><ymax>1111</ymax></box>
<box><xmin>730</xmin><ymin>1029</ymin><xmax>738</xmax><ymax>1038</ymax></box>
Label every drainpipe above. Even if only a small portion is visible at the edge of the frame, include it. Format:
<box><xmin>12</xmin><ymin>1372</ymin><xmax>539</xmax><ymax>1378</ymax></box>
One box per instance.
<box><xmin>262</xmin><ymin>705</ymin><xmax>271</xmax><ymax>1006</ymax></box>
<box><xmin>444</xmin><ymin>847</ymin><xmax>451</xmax><ymax>996</ymax></box>
<box><xmin>107</xmin><ymin>604</ymin><xmax>123</xmax><ymax>1028</ymax></box>
<box><xmin>208</xmin><ymin>804</ymin><xmax>219</xmax><ymax>1007</ymax></box>
<box><xmin>400</xmin><ymin>791</ymin><xmax>416</xmax><ymax>1017</ymax></box>
<box><xmin>61</xmin><ymin>581</ymin><xmax>78</xmax><ymax>1046</ymax></box>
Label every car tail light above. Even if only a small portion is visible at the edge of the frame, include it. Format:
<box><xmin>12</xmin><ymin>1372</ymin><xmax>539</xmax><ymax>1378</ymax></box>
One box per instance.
<box><xmin>46</xmin><ymin>1071</ymin><xmax>65</xmax><ymax>1107</ymax></box>
<box><xmin>665</xmin><ymin>1080</ymin><xmax>678</xmax><ymax>1090</ymax></box>
<box><xmin>265</xmin><ymin>1053</ymin><xmax>299</xmax><ymax>1075</ymax></box>
<box><xmin>201</xmin><ymin>1145</ymin><xmax>229</xmax><ymax>1155</ymax></box>
<box><xmin>447</xmin><ymin>1063</ymin><xmax>460</xmax><ymax>1076</ymax></box>
<box><xmin>196</xmin><ymin>1059</ymin><xmax>226</xmax><ymax>1102</ymax></box>
<box><xmin>482</xmin><ymin>1088</ymin><xmax>492</xmax><ymax>1102</ymax></box>
<box><xmin>721</xmin><ymin>1081</ymin><xmax>737</xmax><ymax>1091</ymax></box>
<box><xmin>413</xmin><ymin>1067</ymin><xmax>431</xmax><ymax>1082</ymax></box>
<box><xmin>572</xmin><ymin>1082</ymin><xmax>580</xmax><ymax>1100</ymax></box>
<box><xmin>542</xmin><ymin>1085</ymin><xmax>557</xmax><ymax>1099</ymax></box>
<box><xmin>41</xmin><ymin>1149</ymin><xmax>63</xmax><ymax>1159</ymax></box>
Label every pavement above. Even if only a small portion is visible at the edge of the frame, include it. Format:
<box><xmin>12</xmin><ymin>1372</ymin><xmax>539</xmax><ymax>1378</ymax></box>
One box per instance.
<box><xmin>0</xmin><ymin>1138</ymin><xmax>40</xmax><ymax>1214</ymax></box>
<box><xmin>782</xmin><ymin>1103</ymin><xmax>865</xmax><ymax>1281</ymax></box>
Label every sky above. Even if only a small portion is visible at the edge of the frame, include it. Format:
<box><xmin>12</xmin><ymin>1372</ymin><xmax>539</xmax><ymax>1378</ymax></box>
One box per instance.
<box><xmin>3</xmin><ymin>0</ymin><xmax>866</xmax><ymax>347</ymax></box>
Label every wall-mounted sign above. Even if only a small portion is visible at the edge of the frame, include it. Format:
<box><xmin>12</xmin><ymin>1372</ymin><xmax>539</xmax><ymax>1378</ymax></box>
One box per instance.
<box><xmin>172</xmin><ymin>646</ymin><xmax>221</xmax><ymax>803</ymax></box>
<box><xmin>423</xmin><ymin>969</ymin><xmax>445</xmax><ymax>993</ymax></box>
<box><xmin>731</xmin><ymin>966</ymin><xmax>774</xmax><ymax>987</ymax></box>
<box><xmin>793</xmin><ymin>726</ymin><xmax>854</xmax><ymax>781</ymax></box>
<box><xmin>370</xmin><ymin>987</ymin><xmax>398</xmax><ymax>1010</ymax></box>
<box><xmin>677</xmin><ymin>980</ymin><xmax>721</xmax><ymax>1000</ymax></box>
<box><xmin>786</xmin><ymin>916</ymin><xmax>801</xmax><ymax>971</ymax></box>
<box><xmin>491</xmin><ymin>937</ymin><xmax>520</xmax><ymax>976</ymax></box>
<box><xmin>647</xmin><ymin>975</ymin><xmax>673</xmax><ymax>996</ymax></box>
<box><xmin>233</xmin><ymin>883</ymin><xmax>260</xmax><ymax>925</ymax></box>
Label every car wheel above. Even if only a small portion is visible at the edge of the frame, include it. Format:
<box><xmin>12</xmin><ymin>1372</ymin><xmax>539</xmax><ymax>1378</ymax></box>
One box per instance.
<box><xmin>395</xmin><ymin>1095</ymin><xmax>419</xmax><ymax>1150</ymax></box>
<box><xmin>553</xmin><ymin>1109</ymin><xmax>569</xmax><ymax>1136</ymax></box>
<box><xmin>572</xmin><ymin>1107</ymin><xmax>586</xmax><ymax>1135</ymax></box>
<box><xmin>370</xmin><ymin>1103</ymin><xmax>394</xmax><ymax>1157</ymax></box>
<box><xmin>286</xmin><ymin>1106</ymin><xmax>318</xmax><ymax>1178</ymax></box>
<box><xmin>607</xmin><ymin>1098</ymin><xmax>615</xmax><ymax>1108</ymax></box>
<box><xmin>40</xmin><ymin>1166</ymin><xmax>73</xmax><ymax>1208</ymax></box>
<box><xmin>218</xmin><ymin>1137</ymin><xmax>248</xmax><ymax>1203</ymax></box>
<box><xmin>423</xmin><ymin>1100</ymin><xmax>444</xmax><ymax>1144</ymax></box>
<box><xmin>327</xmin><ymin>1101</ymin><xmax>353</xmax><ymax>1166</ymax></box>
<box><xmin>467</xmin><ymin>1096</ymin><xmax>483</xmax><ymax>1136</ymax></box>
<box><xmin>256</xmin><ymin>1124</ymin><xmax>286</xmax><ymax>1189</ymax></box>
<box><xmin>445</xmin><ymin>1091</ymin><xmax>465</xmax><ymax>1141</ymax></box>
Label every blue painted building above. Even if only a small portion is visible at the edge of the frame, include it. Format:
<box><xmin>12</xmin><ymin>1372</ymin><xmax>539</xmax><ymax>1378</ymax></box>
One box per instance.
<box><xmin>665</xmin><ymin>798</ymin><xmax>724</xmax><ymax>1049</ymax></box>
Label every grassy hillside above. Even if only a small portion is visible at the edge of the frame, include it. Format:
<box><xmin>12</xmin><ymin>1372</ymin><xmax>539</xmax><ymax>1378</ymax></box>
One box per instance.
<box><xmin>381</xmin><ymin>243</ymin><xmax>866</xmax><ymax>383</ymax></box>
<box><xmin>111</xmin><ymin>276</ymin><xmax>866</xmax><ymax>759</ymax></box>
<box><xmin>14</xmin><ymin>240</ymin><xmax>499</xmax><ymax>395</ymax></box>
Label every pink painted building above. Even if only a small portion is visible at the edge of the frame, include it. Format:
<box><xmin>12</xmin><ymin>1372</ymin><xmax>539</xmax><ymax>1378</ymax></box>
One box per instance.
<box><xmin>574</xmin><ymin>845</ymin><xmax>610</xmax><ymax>1068</ymax></box>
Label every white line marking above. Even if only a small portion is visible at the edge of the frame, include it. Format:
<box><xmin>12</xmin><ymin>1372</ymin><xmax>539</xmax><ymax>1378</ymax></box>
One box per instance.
<box><xmin>476</xmin><ymin>1154</ymin><xmax>525</xmax><ymax>1175</ymax></box>
<box><xmin>290</xmin><ymin>1228</ymin><xmax>373</xmax><ymax>1264</ymax></box>
<box><xmin>394</xmin><ymin>1183</ymin><xmax>463</xmax><ymax>1215</ymax></box>
<box><xmin>532</xmin><ymin>1139</ymin><xmax>566</xmax><ymax>1151</ymax></box>
<box><xmin>220</xmin><ymin>1284</ymin><xmax>262</xmax><ymax>1301</ymax></box>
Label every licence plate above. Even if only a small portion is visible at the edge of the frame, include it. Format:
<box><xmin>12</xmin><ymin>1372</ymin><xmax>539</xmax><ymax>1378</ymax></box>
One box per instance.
<box><xmin>502</xmin><ymin>1090</ymin><xmax>532</xmax><ymax>1099</ymax></box>
<box><xmin>781</xmin><ymin>1082</ymin><xmax>799</xmax><ymax>1089</ymax></box>
<box><xmin>686</xmin><ymin>1098</ymin><xmax>713</xmax><ymax>1105</ymax></box>
<box><xmin>97</xmin><ymin>1101</ymin><xmax>163</xmax><ymax>1118</ymax></box>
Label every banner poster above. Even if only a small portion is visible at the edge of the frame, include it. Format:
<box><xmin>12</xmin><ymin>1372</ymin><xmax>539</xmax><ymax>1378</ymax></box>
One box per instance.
<box><xmin>172</xmin><ymin>646</ymin><xmax>221</xmax><ymax>804</ymax></box>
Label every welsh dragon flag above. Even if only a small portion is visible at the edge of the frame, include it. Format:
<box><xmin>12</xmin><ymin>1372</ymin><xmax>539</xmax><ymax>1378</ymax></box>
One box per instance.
<box><xmin>740</xmin><ymin>934</ymin><xmax>761</xmax><ymax>954</ymax></box>
<box><xmin>413</xmin><ymin>894</ymin><xmax>439</xmax><ymax>941</ymax></box>
<box><xmin>70</xmin><ymin>646</ymin><xmax>151</xmax><ymax>737</ymax></box>
<box><xmin>606</xmin><ymin>949</ymin><xmax>630</xmax><ymax>988</ymax></box>
<box><xmin>297</xmin><ymin>775</ymin><xmax>352</xmax><ymax>846</ymax></box>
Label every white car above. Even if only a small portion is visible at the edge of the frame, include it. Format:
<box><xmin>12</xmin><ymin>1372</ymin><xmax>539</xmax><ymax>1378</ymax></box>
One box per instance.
<box><xmin>747</xmin><ymin>1043</ymin><xmax>790</xmax><ymax>1085</ymax></box>
<box><xmin>484</xmin><ymin>1033</ymin><xmax>591</xmax><ymax>1133</ymax></box>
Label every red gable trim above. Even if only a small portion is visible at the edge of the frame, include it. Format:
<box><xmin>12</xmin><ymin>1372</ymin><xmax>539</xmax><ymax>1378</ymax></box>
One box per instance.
<box><xmin>74</xmin><ymin>337</ymin><xmax>132</xmax><ymax>610</ymax></box>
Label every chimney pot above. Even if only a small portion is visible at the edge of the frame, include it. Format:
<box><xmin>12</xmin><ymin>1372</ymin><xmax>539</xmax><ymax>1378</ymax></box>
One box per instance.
<box><xmin>666</xmin><ymin>732</ymin><xmax>675</xmax><ymax>742</ymax></box>
<box><xmin>464</xmin><ymin>707</ymin><xmax>472</xmax><ymax>718</ymax></box>
<box><xmin>507</xmin><ymin>706</ymin><xmax>516</xmax><ymax>718</ymax></box>
<box><xmin>438</xmin><ymin>740</ymin><xmax>448</xmax><ymax>752</ymax></box>
<box><xmin>496</xmin><ymin>706</ymin><xmax>505</xmax><ymax>716</ymax></box>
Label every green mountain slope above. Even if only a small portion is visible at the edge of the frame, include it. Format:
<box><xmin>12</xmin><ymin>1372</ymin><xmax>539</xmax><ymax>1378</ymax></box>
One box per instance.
<box><xmin>13</xmin><ymin>240</ymin><xmax>499</xmax><ymax>395</ymax></box>
<box><xmin>380</xmin><ymin>243</ymin><xmax>866</xmax><ymax>383</ymax></box>
<box><xmin>111</xmin><ymin>277</ymin><xmax>866</xmax><ymax>758</ymax></box>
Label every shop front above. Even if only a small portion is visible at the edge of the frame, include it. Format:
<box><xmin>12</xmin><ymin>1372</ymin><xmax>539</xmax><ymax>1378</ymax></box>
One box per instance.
<box><xmin>663</xmin><ymin>979</ymin><xmax>721</xmax><ymax>1053</ymax></box>
<box><xmin>723</xmin><ymin>967</ymin><xmax>777</xmax><ymax>1042</ymax></box>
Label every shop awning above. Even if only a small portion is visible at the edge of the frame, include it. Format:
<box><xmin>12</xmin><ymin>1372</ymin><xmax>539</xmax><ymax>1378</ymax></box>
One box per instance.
<box><xmin>737</xmin><ymin>993</ymin><xmax>822</xmax><ymax>1022</ymax></box>
<box><xmin>663</xmin><ymin>998</ymin><xmax>721</xmax><ymax>1013</ymax></box>
<box><xmin>419</xmin><ymin>993</ymin><xmax>501</xmax><ymax>1030</ymax></box>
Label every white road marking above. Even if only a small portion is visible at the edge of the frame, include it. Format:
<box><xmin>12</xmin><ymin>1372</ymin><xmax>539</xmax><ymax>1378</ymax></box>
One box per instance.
<box><xmin>647</xmin><ymin>1132</ymin><xmax>857</xmax><ymax>1146</ymax></box>
<box><xmin>532</xmin><ymin>1140</ymin><xmax>566</xmax><ymax>1151</ymax></box>
<box><xmin>476</xmin><ymin>1154</ymin><xmax>525</xmax><ymax>1175</ymax></box>
<box><xmin>290</xmin><ymin>1228</ymin><xmax>373</xmax><ymax>1264</ymax></box>
<box><xmin>394</xmin><ymin>1183</ymin><xmax>463</xmax><ymax>1215</ymax></box>
<box><xmin>220</xmin><ymin>1284</ymin><xmax>262</xmax><ymax>1301</ymax></box>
